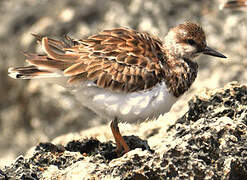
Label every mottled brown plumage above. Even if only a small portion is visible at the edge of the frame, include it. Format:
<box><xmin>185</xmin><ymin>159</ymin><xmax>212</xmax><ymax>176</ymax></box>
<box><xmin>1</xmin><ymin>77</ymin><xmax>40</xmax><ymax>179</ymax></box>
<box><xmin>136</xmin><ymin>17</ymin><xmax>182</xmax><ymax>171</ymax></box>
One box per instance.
<box><xmin>8</xmin><ymin>23</ymin><xmax>226</xmax><ymax>97</ymax></box>
<box><xmin>64</xmin><ymin>28</ymin><xmax>165</xmax><ymax>92</ymax></box>
<box><xmin>221</xmin><ymin>0</ymin><xmax>247</xmax><ymax>9</ymax></box>
<box><xmin>11</xmin><ymin>28</ymin><xmax>165</xmax><ymax>93</ymax></box>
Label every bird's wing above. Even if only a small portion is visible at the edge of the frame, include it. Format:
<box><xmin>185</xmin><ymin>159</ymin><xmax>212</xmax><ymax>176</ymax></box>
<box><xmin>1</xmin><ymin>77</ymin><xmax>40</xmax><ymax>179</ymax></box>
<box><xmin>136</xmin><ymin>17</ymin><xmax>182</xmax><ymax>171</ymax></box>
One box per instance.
<box><xmin>9</xmin><ymin>28</ymin><xmax>165</xmax><ymax>92</ymax></box>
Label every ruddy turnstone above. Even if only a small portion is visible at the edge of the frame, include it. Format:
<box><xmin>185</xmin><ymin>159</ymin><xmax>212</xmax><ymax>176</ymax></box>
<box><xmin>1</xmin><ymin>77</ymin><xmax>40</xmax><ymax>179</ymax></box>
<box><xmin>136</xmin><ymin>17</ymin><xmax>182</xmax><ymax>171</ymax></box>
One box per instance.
<box><xmin>221</xmin><ymin>0</ymin><xmax>247</xmax><ymax>9</ymax></box>
<box><xmin>8</xmin><ymin>22</ymin><xmax>226</xmax><ymax>155</ymax></box>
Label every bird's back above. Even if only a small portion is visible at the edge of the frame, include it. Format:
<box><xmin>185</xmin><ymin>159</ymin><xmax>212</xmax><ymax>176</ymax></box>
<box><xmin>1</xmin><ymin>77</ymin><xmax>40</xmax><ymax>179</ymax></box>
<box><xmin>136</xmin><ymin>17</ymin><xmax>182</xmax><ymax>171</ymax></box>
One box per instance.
<box><xmin>9</xmin><ymin>28</ymin><xmax>167</xmax><ymax>93</ymax></box>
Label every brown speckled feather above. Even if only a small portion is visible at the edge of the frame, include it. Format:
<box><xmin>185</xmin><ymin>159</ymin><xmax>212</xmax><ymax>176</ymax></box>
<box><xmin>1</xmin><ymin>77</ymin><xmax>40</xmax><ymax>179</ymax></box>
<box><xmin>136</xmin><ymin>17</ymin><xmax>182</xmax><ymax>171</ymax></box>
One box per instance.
<box><xmin>8</xmin><ymin>22</ymin><xmax>226</xmax><ymax>98</ymax></box>
<box><xmin>17</xmin><ymin>28</ymin><xmax>165</xmax><ymax>92</ymax></box>
<box><xmin>222</xmin><ymin>0</ymin><xmax>247</xmax><ymax>8</ymax></box>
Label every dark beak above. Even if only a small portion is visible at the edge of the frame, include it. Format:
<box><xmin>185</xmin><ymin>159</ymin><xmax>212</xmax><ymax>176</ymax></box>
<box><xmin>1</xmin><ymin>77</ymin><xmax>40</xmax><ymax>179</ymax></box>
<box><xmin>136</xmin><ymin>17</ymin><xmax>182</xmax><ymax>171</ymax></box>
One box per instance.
<box><xmin>203</xmin><ymin>46</ymin><xmax>227</xmax><ymax>58</ymax></box>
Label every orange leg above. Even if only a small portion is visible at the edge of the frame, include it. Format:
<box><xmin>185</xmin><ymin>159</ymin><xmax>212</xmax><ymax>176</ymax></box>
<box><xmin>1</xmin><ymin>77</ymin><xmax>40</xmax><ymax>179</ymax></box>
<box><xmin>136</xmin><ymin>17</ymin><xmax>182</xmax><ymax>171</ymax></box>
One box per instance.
<box><xmin>110</xmin><ymin>118</ymin><xmax>130</xmax><ymax>156</ymax></box>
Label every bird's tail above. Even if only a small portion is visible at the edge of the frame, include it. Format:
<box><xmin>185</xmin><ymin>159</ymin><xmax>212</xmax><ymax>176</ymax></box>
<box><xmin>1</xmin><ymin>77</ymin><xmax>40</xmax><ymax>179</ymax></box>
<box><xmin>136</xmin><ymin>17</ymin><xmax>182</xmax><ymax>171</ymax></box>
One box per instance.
<box><xmin>8</xmin><ymin>65</ymin><xmax>62</xmax><ymax>79</ymax></box>
<box><xmin>8</xmin><ymin>34</ymin><xmax>80</xmax><ymax>80</ymax></box>
<box><xmin>220</xmin><ymin>0</ymin><xmax>247</xmax><ymax>9</ymax></box>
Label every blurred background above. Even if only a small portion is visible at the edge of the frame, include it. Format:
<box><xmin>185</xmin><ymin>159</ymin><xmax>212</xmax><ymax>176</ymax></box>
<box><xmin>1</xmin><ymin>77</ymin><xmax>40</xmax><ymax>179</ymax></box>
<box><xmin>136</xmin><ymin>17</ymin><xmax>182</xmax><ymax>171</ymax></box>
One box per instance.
<box><xmin>0</xmin><ymin>0</ymin><xmax>246</xmax><ymax>167</ymax></box>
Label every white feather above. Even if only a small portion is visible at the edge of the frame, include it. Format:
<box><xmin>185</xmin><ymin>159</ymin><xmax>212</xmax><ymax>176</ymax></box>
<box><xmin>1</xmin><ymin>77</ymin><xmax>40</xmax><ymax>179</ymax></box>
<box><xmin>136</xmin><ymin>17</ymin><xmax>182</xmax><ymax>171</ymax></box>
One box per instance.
<box><xmin>71</xmin><ymin>81</ymin><xmax>177</xmax><ymax>123</ymax></box>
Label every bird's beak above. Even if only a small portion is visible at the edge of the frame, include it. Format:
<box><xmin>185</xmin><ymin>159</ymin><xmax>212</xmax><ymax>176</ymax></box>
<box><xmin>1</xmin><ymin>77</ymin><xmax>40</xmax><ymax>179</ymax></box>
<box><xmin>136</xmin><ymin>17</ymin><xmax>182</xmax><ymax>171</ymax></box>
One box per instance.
<box><xmin>203</xmin><ymin>46</ymin><xmax>227</xmax><ymax>58</ymax></box>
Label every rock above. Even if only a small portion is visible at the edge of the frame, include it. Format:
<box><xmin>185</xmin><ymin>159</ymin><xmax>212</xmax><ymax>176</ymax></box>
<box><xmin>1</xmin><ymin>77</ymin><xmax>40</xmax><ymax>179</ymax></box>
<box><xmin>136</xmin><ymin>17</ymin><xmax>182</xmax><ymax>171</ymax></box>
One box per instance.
<box><xmin>1</xmin><ymin>82</ymin><xmax>247</xmax><ymax>179</ymax></box>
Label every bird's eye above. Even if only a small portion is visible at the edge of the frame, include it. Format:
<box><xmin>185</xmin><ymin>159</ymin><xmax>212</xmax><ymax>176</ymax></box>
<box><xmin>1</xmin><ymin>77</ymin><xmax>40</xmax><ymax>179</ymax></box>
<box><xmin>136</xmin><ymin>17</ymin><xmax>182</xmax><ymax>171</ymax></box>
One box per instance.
<box><xmin>187</xmin><ymin>39</ymin><xmax>196</xmax><ymax>46</ymax></box>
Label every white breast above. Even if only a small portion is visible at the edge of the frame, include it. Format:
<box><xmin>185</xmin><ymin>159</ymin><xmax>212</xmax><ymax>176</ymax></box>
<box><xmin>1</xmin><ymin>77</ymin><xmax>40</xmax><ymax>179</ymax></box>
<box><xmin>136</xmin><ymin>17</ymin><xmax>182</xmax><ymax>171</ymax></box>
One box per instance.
<box><xmin>70</xmin><ymin>81</ymin><xmax>177</xmax><ymax>123</ymax></box>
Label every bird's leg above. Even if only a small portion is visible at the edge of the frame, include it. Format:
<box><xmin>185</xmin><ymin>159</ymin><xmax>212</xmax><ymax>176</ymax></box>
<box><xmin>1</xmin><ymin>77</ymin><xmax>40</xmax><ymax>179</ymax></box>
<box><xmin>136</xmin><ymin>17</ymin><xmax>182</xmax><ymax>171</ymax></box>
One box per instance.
<box><xmin>110</xmin><ymin>117</ymin><xmax>130</xmax><ymax>156</ymax></box>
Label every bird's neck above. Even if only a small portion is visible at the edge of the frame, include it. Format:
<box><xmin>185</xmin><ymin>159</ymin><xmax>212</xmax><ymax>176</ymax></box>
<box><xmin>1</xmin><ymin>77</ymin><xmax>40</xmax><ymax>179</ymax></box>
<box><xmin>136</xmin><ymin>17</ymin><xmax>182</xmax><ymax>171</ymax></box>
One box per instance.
<box><xmin>161</xmin><ymin>55</ymin><xmax>198</xmax><ymax>97</ymax></box>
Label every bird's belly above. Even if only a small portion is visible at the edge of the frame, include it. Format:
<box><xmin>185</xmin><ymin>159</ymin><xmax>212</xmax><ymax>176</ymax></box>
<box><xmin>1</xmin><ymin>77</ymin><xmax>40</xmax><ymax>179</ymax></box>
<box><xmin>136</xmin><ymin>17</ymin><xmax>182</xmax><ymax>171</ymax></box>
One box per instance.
<box><xmin>71</xmin><ymin>81</ymin><xmax>177</xmax><ymax>123</ymax></box>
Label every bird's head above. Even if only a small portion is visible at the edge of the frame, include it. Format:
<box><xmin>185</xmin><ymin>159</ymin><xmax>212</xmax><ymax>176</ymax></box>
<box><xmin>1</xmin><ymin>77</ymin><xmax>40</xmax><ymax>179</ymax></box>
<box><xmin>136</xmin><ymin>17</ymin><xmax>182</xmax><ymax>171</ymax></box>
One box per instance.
<box><xmin>164</xmin><ymin>22</ymin><xmax>226</xmax><ymax>60</ymax></box>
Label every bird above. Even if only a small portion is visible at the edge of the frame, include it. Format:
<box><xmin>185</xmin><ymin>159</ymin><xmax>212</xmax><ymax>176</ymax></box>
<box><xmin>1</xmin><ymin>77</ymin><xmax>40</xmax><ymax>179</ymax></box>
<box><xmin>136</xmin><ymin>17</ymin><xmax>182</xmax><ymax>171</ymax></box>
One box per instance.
<box><xmin>220</xmin><ymin>0</ymin><xmax>247</xmax><ymax>9</ymax></box>
<box><xmin>8</xmin><ymin>22</ymin><xmax>226</xmax><ymax>156</ymax></box>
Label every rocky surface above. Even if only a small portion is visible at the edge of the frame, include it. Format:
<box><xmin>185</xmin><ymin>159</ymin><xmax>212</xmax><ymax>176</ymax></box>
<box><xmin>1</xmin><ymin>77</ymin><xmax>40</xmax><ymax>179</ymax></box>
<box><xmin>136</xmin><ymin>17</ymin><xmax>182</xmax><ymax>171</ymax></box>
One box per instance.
<box><xmin>0</xmin><ymin>0</ymin><xmax>247</xmax><ymax>174</ymax></box>
<box><xmin>1</xmin><ymin>82</ymin><xmax>247</xmax><ymax>179</ymax></box>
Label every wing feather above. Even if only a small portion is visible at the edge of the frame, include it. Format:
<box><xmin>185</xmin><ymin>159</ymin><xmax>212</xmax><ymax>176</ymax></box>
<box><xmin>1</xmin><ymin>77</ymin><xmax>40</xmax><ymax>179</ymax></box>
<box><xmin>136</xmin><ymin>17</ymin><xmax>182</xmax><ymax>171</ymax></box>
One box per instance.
<box><xmin>9</xmin><ymin>28</ymin><xmax>165</xmax><ymax>92</ymax></box>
